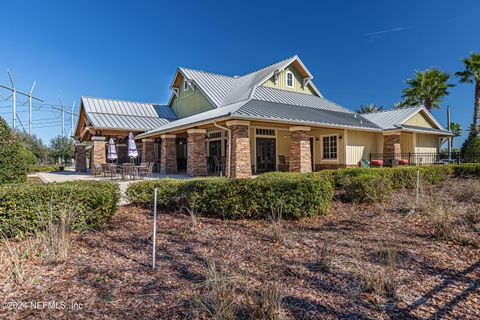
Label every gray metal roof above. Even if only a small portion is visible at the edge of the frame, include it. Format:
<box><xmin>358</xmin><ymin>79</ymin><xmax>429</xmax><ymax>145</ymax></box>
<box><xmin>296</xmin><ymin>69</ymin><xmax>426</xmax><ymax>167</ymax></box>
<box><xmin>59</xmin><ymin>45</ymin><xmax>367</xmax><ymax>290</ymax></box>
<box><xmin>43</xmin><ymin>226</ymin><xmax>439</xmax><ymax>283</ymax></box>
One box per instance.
<box><xmin>234</xmin><ymin>99</ymin><xmax>379</xmax><ymax>130</ymax></box>
<box><xmin>360</xmin><ymin>107</ymin><xmax>424</xmax><ymax>130</ymax></box>
<box><xmin>137</xmin><ymin>98</ymin><xmax>379</xmax><ymax>138</ymax></box>
<box><xmin>179</xmin><ymin>68</ymin><xmax>236</xmax><ymax>107</ymax></box>
<box><xmin>81</xmin><ymin>96</ymin><xmax>176</xmax><ymax>131</ymax></box>
<box><xmin>253</xmin><ymin>86</ymin><xmax>353</xmax><ymax>113</ymax></box>
<box><xmin>399</xmin><ymin>124</ymin><xmax>452</xmax><ymax>135</ymax></box>
<box><xmin>221</xmin><ymin>56</ymin><xmax>299</xmax><ymax>106</ymax></box>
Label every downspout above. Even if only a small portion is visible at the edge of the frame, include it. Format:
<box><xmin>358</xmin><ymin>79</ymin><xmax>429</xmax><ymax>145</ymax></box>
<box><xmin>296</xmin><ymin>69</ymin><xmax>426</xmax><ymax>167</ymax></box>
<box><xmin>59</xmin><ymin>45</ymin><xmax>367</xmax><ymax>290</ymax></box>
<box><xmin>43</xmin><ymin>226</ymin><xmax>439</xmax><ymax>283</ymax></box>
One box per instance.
<box><xmin>214</xmin><ymin>121</ymin><xmax>231</xmax><ymax>178</ymax></box>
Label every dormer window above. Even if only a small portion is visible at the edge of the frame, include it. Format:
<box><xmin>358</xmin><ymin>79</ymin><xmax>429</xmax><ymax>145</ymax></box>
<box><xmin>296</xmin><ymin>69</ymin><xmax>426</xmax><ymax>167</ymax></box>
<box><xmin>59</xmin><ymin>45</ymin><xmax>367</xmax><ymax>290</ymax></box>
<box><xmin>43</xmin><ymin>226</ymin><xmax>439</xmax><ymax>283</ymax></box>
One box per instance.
<box><xmin>286</xmin><ymin>71</ymin><xmax>294</xmax><ymax>88</ymax></box>
<box><xmin>184</xmin><ymin>79</ymin><xmax>189</xmax><ymax>91</ymax></box>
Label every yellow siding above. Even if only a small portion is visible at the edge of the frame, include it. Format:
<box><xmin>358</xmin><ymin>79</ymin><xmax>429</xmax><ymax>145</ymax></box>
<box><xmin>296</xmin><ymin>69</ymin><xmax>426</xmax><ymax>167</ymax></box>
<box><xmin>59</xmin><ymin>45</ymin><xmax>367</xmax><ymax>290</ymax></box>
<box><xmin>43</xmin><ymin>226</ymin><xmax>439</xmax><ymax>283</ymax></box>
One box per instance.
<box><xmin>171</xmin><ymin>74</ymin><xmax>214</xmax><ymax>118</ymax></box>
<box><xmin>400</xmin><ymin>132</ymin><xmax>415</xmax><ymax>153</ymax></box>
<box><xmin>345</xmin><ymin>131</ymin><xmax>378</xmax><ymax>165</ymax></box>
<box><xmin>310</xmin><ymin>128</ymin><xmax>345</xmax><ymax>166</ymax></box>
<box><xmin>416</xmin><ymin>134</ymin><xmax>438</xmax><ymax>153</ymax></box>
<box><xmin>276</xmin><ymin>130</ymin><xmax>291</xmax><ymax>160</ymax></box>
<box><xmin>262</xmin><ymin>65</ymin><xmax>317</xmax><ymax>95</ymax></box>
<box><xmin>404</xmin><ymin>112</ymin><xmax>436</xmax><ymax>128</ymax></box>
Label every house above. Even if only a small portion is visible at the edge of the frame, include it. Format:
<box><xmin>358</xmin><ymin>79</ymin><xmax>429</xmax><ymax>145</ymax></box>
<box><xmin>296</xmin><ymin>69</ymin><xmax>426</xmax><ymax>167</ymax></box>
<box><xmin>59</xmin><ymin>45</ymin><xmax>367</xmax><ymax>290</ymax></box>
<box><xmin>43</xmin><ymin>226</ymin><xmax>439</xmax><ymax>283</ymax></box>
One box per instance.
<box><xmin>73</xmin><ymin>55</ymin><xmax>453</xmax><ymax>178</ymax></box>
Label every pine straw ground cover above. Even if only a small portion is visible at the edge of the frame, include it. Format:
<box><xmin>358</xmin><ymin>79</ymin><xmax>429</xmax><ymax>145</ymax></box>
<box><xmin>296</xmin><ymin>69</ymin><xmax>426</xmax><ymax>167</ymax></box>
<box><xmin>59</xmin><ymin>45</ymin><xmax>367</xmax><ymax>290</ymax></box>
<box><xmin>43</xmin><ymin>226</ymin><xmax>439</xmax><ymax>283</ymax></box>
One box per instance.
<box><xmin>1</xmin><ymin>179</ymin><xmax>479</xmax><ymax>319</ymax></box>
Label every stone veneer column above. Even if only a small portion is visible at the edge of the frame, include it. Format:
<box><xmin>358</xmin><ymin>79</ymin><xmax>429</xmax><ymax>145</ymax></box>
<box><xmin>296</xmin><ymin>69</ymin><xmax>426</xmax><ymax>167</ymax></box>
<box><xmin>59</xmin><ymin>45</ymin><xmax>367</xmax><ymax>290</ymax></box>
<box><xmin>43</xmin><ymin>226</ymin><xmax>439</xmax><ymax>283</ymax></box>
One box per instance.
<box><xmin>75</xmin><ymin>143</ymin><xmax>87</xmax><ymax>172</ymax></box>
<box><xmin>226</xmin><ymin>120</ymin><xmax>251</xmax><ymax>179</ymax></box>
<box><xmin>160</xmin><ymin>134</ymin><xmax>177</xmax><ymax>174</ymax></box>
<box><xmin>187</xmin><ymin>129</ymin><xmax>207</xmax><ymax>176</ymax></box>
<box><xmin>383</xmin><ymin>133</ymin><xmax>401</xmax><ymax>162</ymax></box>
<box><xmin>142</xmin><ymin>139</ymin><xmax>155</xmax><ymax>163</ymax></box>
<box><xmin>289</xmin><ymin>126</ymin><xmax>312</xmax><ymax>173</ymax></box>
<box><xmin>116</xmin><ymin>143</ymin><xmax>128</xmax><ymax>164</ymax></box>
<box><xmin>91</xmin><ymin>136</ymin><xmax>106</xmax><ymax>166</ymax></box>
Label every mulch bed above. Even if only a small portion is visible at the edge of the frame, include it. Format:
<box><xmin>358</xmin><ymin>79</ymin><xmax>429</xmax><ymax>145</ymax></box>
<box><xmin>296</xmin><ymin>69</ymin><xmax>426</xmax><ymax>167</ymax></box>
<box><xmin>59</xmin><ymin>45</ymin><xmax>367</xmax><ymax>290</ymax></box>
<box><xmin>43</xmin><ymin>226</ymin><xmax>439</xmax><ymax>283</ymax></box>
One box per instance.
<box><xmin>1</xmin><ymin>183</ymin><xmax>479</xmax><ymax>319</ymax></box>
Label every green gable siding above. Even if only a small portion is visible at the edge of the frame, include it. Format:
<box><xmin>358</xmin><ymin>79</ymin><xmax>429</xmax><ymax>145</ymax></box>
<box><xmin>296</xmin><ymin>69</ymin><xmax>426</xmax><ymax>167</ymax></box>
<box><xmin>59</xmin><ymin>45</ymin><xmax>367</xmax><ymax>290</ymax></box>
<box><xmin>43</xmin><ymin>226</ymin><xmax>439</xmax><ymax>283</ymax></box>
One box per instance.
<box><xmin>171</xmin><ymin>76</ymin><xmax>214</xmax><ymax>118</ymax></box>
<box><xmin>261</xmin><ymin>65</ymin><xmax>317</xmax><ymax>95</ymax></box>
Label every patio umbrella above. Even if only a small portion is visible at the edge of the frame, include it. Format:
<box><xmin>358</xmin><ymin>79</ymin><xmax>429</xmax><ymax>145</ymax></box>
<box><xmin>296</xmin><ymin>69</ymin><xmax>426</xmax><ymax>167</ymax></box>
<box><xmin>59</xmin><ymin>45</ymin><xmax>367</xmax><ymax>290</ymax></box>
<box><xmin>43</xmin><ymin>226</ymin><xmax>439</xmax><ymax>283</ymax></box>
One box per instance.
<box><xmin>107</xmin><ymin>138</ymin><xmax>118</xmax><ymax>162</ymax></box>
<box><xmin>128</xmin><ymin>132</ymin><xmax>138</xmax><ymax>161</ymax></box>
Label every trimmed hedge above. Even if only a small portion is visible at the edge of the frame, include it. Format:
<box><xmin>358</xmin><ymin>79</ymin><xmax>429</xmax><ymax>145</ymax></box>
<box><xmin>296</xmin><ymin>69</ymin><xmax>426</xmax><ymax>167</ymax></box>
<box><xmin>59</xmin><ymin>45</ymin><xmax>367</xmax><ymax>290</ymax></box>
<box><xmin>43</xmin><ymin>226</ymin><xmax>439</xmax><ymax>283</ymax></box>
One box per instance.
<box><xmin>451</xmin><ymin>164</ymin><xmax>480</xmax><ymax>178</ymax></box>
<box><xmin>28</xmin><ymin>165</ymin><xmax>64</xmax><ymax>173</ymax></box>
<box><xmin>126</xmin><ymin>175</ymin><xmax>334</xmax><ymax>220</ymax></box>
<box><xmin>0</xmin><ymin>180</ymin><xmax>120</xmax><ymax>238</ymax></box>
<box><xmin>344</xmin><ymin>174</ymin><xmax>394</xmax><ymax>203</ymax></box>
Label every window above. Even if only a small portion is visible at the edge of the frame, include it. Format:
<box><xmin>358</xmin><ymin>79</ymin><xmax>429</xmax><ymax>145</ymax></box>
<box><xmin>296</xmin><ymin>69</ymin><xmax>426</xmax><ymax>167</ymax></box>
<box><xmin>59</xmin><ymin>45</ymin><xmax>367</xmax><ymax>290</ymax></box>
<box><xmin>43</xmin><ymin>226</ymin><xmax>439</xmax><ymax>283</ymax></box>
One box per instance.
<box><xmin>184</xmin><ymin>79</ymin><xmax>188</xmax><ymax>91</ymax></box>
<box><xmin>286</xmin><ymin>71</ymin><xmax>294</xmax><ymax>88</ymax></box>
<box><xmin>322</xmin><ymin>135</ymin><xmax>337</xmax><ymax>160</ymax></box>
<box><xmin>256</xmin><ymin>128</ymin><xmax>275</xmax><ymax>136</ymax></box>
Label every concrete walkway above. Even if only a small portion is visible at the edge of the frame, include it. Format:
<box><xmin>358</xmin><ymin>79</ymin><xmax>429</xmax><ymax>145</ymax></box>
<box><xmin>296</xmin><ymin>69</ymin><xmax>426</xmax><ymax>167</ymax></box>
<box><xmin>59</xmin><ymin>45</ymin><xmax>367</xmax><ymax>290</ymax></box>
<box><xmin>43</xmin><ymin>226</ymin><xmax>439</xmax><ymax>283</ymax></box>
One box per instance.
<box><xmin>30</xmin><ymin>171</ymin><xmax>190</xmax><ymax>205</ymax></box>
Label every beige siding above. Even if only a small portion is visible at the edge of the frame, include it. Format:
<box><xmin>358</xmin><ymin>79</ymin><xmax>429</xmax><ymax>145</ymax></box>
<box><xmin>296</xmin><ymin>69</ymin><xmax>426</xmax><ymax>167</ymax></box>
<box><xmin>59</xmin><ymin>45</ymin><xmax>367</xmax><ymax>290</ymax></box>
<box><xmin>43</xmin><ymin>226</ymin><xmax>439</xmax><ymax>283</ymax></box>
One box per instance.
<box><xmin>309</xmin><ymin>128</ymin><xmax>346</xmax><ymax>166</ymax></box>
<box><xmin>404</xmin><ymin>112</ymin><xmax>436</xmax><ymax>128</ymax></box>
<box><xmin>171</xmin><ymin>75</ymin><xmax>214</xmax><ymax>118</ymax></box>
<box><xmin>416</xmin><ymin>134</ymin><xmax>438</xmax><ymax>153</ymax></box>
<box><xmin>346</xmin><ymin>131</ymin><xmax>378</xmax><ymax>165</ymax></box>
<box><xmin>400</xmin><ymin>132</ymin><xmax>415</xmax><ymax>154</ymax></box>
<box><xmin>276</xmin><ymin>129</ymin><xmax>291</xmax><ymax>160</ymax></box>
<box><xmin>262</xmin><ymin>65</ymin><xmax>317</xmax><ymax>95</ymax></box>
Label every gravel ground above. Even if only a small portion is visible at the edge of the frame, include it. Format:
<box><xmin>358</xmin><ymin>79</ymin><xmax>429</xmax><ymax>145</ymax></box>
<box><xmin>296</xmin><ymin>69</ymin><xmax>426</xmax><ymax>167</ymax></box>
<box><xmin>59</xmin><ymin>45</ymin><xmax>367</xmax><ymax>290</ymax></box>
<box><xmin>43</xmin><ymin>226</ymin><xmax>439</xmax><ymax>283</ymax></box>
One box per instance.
<box><xmin>1</xmin><ymin>180</ymin><xmax>479</xmax><ymax>319</ymax></box>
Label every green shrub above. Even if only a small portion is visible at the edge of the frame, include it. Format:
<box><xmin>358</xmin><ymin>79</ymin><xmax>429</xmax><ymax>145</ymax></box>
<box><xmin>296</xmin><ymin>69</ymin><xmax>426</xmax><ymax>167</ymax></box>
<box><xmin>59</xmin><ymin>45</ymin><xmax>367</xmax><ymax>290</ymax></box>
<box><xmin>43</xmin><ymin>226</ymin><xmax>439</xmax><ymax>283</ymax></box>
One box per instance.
<box><xmin>451</xmin><ymin>164</ymin><xmax>480</xmax><ymax>178</ymax></box>
<box><xmin>344</xmin><ymin>173</ymin><xmax>394</xmax><ymax>203</ymax></box>
<box><xmin>0</xmin><ymin>180</ymin><xmax>120</xmax><ymax>238</ymax></box>
<box><xmin>0</xmin><ymin>117</ymin><xmax>37</xmax><ymax>184</ymax></box>
<box><xmin>127</xmin><ymin>176</ymin><xmax>333</xmax><ymax>220</ymax></box>
<box><xmin>28</xmin><ymin>165</ymin><xmax>63</xmax><ymax>173</ymax></box>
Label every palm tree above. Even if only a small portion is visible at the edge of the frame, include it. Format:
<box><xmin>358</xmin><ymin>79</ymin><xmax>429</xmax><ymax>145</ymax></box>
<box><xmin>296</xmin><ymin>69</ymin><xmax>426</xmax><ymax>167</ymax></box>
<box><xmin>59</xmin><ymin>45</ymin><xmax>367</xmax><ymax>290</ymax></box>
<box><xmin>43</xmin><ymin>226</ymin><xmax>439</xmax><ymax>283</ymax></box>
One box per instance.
<box><xmin>455</xmin><ymin>52</ymin><xmax>480</xmax><ymax>138</ymax></box>
<box><xmin>402</xmin><ymin>68</ymin><xmax>455</xmax><ymax>112</ymax></box>
<box><xmin>449</xmin><ymin>122</ymin><xmax>462</xmax><ymax>148</ymax></box>
<box><xmin>356</xmin><ymin>104</ymin><xmax>383</xmax><ymax>114</ymax></box>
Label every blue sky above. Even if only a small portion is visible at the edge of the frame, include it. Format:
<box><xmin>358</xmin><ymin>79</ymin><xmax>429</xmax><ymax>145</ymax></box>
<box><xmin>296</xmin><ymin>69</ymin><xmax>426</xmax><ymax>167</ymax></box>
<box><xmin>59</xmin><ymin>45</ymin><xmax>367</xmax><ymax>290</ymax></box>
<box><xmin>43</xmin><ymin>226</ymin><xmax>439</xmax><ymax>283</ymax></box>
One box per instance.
<box><xmin>0</xmin><ymin>0</ymin><xmax>478</xmax><ymax>147</ymax></box>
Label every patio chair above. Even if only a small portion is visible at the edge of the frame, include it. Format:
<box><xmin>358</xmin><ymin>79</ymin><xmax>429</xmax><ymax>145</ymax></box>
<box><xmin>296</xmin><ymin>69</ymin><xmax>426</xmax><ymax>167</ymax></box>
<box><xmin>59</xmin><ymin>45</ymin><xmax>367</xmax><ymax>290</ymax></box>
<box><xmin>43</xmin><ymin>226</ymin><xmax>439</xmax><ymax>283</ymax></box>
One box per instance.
<box><xmin>104</xmin><ymin>163</ymin><xmax>120</xmax><ymax>179</ymax></box>
<box><xmin>92</xmin><ymin>162</ymin><xmax>104</xmax><ymax>177</ymax></box>
<box><xmin>277</xmin><ymin>155</ymin><xmax>289</xmax><ymax>172</ymax></box>
<box><xmin>138</xmin><ymin>162</ymin><xmax>154</xmax><ymax>178</ymax></box>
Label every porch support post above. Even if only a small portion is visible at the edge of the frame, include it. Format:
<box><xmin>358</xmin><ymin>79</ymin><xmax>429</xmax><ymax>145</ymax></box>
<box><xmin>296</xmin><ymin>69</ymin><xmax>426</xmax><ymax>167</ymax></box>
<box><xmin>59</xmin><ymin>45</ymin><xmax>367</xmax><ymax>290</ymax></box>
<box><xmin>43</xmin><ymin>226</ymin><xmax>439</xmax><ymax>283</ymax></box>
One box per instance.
<box><xmin>160</xmin><ymin>134</ymin><xmax>177</xmax><ymax>174</ymax></box>
<box><xmin>383</xmin><ymin>133</ymin><xmax>401</xmax><ymax>164</ymax></box>
<box><xmin>75</xmin><ymin>143</ymin><xmax>87</xmax><ymax>172</ymax></box>
<box><xmin>226</xmin><ymin>120</ymin><xmax>251</xmax><ymax>179</ymax></box>
<box><xmin>91</xmin><ymin>136</ymin><xmax>106</xmax><ymax>170</ymax></box>
<box><xmin>187</xmin><ymin>129</ymin><xmax>207</xmax><ymax>176</ymax></box>
<box><xmin>142</xmin><ymin>138</ymin><xmax>155</xmax><ymax>163</ymax></box>
<box><xmin>289</xmin><ymin>126</ymin><xmax>311</xmax><ymax>173</ymax></box>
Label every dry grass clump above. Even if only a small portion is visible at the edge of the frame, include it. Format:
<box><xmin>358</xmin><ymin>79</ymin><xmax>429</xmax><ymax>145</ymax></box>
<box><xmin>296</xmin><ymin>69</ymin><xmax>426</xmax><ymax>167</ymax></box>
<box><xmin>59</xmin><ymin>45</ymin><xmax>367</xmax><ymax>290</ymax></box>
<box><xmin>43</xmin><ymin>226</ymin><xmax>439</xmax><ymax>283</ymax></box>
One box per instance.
<box><xmin>250</xmin><ymin>284</ymin><xmax>286</xmax><ymax>320</ymax></box>
<box><xmin>269</xmin><ymin>203</ymin><xmax>287</xmax><ymax>243</ymax></box>
<box><xmin>360</xmin><ymin>245</ymin><xmax>398</xmax><ymax>300</ymax></box>
<box><xmin>36</xmin><ymin>206</ymin><xmax>77</xmax><ymax>261</ymax></box>
<box><xmin>310</xmin><ymin>240</ymin><xmax>333</xmax><ymax>272</ymax></box>
<box><xmin>0</xmin><ymin>235</ymin><xmax>26</xmax><ymax>285</ymax></box>
<box><xmin>420</xmin><ymin>181</ymin><xmax>480</xmax><ymax>247</ymax></box>
<box><xmin>194</xmin><ymin>260</ymin><xmax>240</xmax><ymax>320</ymax></box>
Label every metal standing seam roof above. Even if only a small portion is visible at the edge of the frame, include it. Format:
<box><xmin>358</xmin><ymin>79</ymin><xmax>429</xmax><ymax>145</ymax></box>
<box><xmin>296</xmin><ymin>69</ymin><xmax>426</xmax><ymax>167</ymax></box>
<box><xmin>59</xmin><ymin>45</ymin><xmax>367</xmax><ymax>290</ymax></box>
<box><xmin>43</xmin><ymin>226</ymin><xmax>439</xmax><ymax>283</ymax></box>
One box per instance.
<box><xmin>252</xmin><ymin>86</ymin><xmax>353</xmax><ymax>114</ymax></box>
<box><xmin>137</xmin><ymin>99</ymin><xmax>380</xmax><ymax>138</ymax></box>
<box><xmin>179</xmin><ymin>67</ymin><xmax>236</xmax><ymax>107</ymax></box>
<box><xmin>360</xmin><ymin>106</ymin><xmax>425</xmax><ymax>130</ymax></box>
<box><xmin>81</xmin><ymin>96</ymin><xmax>177</xmax><ymax>131</ymax></box>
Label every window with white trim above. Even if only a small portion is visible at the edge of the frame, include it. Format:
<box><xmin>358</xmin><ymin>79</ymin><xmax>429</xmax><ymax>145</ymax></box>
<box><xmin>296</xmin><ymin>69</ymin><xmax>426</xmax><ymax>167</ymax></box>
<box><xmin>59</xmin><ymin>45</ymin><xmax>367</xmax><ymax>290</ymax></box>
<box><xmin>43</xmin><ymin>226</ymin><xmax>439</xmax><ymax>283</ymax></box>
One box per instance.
<box><xmin>286</xmin><ymin>71</ymin><xmax>294</xmax><ymax>88</ymax></box>
<box><xmin>184</xmin><ymin>79</ymin><xmax>188</xmax><ymax>91</ymax></box>
<box><xmin>322</xmin><ymin>135</ymin><xmax>337</xmax><ymax>159</ymax></box>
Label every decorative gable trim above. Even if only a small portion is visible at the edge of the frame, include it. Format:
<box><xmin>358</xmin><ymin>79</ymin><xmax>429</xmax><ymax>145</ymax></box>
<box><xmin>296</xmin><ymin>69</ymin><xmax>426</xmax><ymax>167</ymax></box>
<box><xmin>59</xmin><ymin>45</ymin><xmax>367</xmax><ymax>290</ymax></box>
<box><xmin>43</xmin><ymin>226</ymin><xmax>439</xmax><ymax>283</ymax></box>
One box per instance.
<box><xmin>402</xmin><ymin>107</ymin><xmax>444</xmax><ymax>130</ymax></box>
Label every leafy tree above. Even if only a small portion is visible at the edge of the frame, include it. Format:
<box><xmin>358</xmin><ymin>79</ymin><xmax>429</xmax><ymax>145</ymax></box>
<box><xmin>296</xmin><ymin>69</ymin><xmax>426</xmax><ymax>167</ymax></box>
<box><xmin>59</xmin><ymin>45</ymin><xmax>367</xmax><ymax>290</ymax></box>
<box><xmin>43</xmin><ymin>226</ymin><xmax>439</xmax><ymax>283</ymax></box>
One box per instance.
<box><xmin>401</xmin><ymin>68</ymin><xmax>455</xmax><ymax>112</ymax></box>
<box><xmin>16</xmin><ymin>131</ymin><xmax>51</xmax><ymax>163</ymax></box>
<box><xmin>50</xmin><ymin>136</ymin><xmax>75</xmax><ymax>163</ymax></box>
<box><xmin>455</xmin><ymin>52</ymin><xmax>480</xmax><ymax>138</ymax></box>
<box><xmin>356</xmin><ymin>104</ymin><xmax>383</xmax><ymax>114</ymax></box>
<box><xmin>0</xmin><ymin>117</ymin><xmax>36</xmax><ymax>184</ymax></box>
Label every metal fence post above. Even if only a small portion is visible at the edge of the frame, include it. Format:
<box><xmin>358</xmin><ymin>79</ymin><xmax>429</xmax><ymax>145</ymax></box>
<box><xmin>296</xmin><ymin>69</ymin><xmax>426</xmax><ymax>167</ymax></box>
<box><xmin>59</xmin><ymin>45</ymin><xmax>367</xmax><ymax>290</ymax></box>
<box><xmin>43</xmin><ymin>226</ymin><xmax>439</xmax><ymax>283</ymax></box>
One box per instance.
<box><xmin>152</xmin><ymin>185</ymin><xmax>158</xmax><ymax>270</ymax></box>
